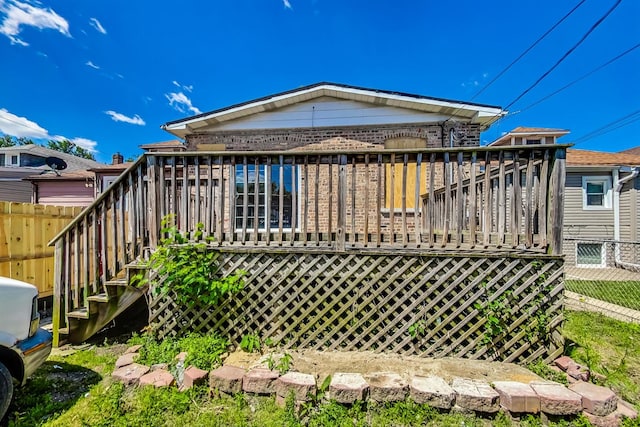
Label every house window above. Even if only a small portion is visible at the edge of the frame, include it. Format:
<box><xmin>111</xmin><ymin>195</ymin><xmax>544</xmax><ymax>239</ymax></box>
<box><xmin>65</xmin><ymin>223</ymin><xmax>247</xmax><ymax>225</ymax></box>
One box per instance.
<box><xmin>582</xmin><ymin>176</ymin><xmax>612</xmax><ymax>209</ymax></box>
<box><xmin>235</xmin><ymin>164</ymin><xmax>299</xmax><ymax>230</ymax></box>
<box><xmin>525</xmin><ymin>139</ymin><xmax>541</xmax><ymax>145</ymax></box>
<box><xmin>384</xmin><ymin>138</ymin><xmax>427</xmax><ymax>210</ymax></box>
<box><xmin>9</xmin><ymin>155</ymin><xmax>18</xmax><ymax>166</ymax></box>
<box><xmin>576</xmin><ymin>243</ymin><xmax>605</xmax><ymax>267</ymax></box>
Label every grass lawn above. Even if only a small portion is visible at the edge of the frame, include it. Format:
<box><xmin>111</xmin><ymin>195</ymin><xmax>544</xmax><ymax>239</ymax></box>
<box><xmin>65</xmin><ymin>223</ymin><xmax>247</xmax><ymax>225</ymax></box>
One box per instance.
<box><xmin>565</xmin><ymin>280</ymin><xmax>640</xmax><ymax>311</ymax></box>
<box><xmin>4</xmin><ymin>311</ymin><xmax>639</xmax><ymax>426</ymax></box>
<box><xmin>563</xmin><ymin>310</ymin><xmax>640</xmax><ymax>405</ymax></box>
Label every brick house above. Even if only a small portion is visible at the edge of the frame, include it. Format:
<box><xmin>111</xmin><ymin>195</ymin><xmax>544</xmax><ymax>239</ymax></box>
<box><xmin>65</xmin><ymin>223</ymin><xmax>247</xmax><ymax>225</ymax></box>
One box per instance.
<box><xmin>161</xmin><ymin>82</ymin><xmax>505</xmax><ymax>236</ymax></box>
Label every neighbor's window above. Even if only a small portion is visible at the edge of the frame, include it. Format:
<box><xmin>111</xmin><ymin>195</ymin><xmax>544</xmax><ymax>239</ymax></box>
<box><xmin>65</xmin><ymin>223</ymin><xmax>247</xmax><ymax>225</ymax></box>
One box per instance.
<box><xmin>384</xmin><ymin>138</ymin><xmax>428</xmax><ymax>211</ymax></box>
<box><xmin>582</xmin><ymin>176</ymin><xmax>611</xmax><ymax>209</ymax></box>
<box><xmin>9</xmin><ymin>155</ymin><xmax>18</xmax><ymax>166</ymax></box>
<box><xmin>235</xmin><ymin>164</ymin><xmax>298</xmax><ymax>230</ymax></box>
<box><xmin>576</xmin><ymin>243</ymin><xmax>604</xmax><ymax>267</ymax></box>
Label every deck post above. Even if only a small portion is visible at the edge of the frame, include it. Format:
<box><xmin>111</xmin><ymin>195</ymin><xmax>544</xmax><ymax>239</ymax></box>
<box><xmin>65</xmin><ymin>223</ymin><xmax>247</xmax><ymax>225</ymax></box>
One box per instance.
<box><xmin>547</xmin><ymin>147</ymin><xmax>566</xmax><ymax>255</ymax></box>
<box><xmin>52</xmin><ymin>238</ymin><xmax>64</xmax><ymax>347</ymax></box>
<box><xmin>337</xmin><ymin>154</ymin><xmax>347</xmax><ymax>251</ymax></box>
<box><xmin>147</xmin><ymin>155</ymin><xmax>160</xmax><ymax>249</ymax></box>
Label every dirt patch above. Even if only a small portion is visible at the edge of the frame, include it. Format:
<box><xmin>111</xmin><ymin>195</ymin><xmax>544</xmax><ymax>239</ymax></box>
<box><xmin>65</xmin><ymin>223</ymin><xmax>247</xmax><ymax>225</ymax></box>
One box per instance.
<box><xmin>224</xmin><ymin>350</ymin><xmax>541</xmax><ymax>384</ymax></box>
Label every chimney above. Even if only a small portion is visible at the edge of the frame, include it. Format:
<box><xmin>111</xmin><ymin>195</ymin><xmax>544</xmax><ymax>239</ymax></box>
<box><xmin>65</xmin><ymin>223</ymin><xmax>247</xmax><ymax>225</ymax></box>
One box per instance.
<box><xmin>112</xmin><ymin>152</ymin><xmax>123</xmax><ymax>165</ymax></box>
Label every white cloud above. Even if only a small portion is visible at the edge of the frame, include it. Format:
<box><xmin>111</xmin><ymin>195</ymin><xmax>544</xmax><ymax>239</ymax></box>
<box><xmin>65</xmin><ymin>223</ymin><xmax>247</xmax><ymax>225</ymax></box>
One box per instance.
<box><xmin>68</xmin><ymin>137</ymin><xmax>97</xmax><ymax>152</ymax></box>
<box><xmin>165</xmin><ymin>92</ymin><xmax>202</xmax><ymax>115</ymax></box>
<box><xmin>283</xmin><ymin>0</ymin><xmax>292</xmax><ymax>9</ymax></box>
<box><xmin>86</xmin><ymin>60</ymin><xmax>100</xmax><ymax>70</ymax></box>
<box><xmin>89</xmin><ymin>17</ymin><xmax>106</xmax><ymax>34</ymax></box>
<box><xmin>105</xmin><ymin>110</ymin><xmax>145</xmax><ymax>126</ymax></box>
<box><xmin>0</xmin><ymin>0</ymin><xmax>70</xmax><ymax>46</ymax></box>
<box><xmin>0</xmin><ymin>108</ymin><xmax>97</xmax><ymax>151</ymax></box>
<box><xmin>0</xmin><ymin>108</ymin><xmax>50</xmax><ymax>138</ymax></box>
<box><xmin>172</xmin><ymin>80</ymin><xmax>193</xmax><ymax>92</ymax></box>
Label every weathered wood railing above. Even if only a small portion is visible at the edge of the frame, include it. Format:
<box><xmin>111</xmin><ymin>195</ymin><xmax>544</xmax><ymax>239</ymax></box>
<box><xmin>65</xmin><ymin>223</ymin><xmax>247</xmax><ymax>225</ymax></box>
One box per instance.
<box><xmin>51</xmin><ymin>157</ymin><xmax>150</xmax><ymax>344</ymax></box>
<box><xmin>51</xmin><ymin>144</ymin><xmax>566</xmax><ymax>345</ymax></box>
<box><xmin>425</xmin><ymin>145</ymin><xmax>566</xmax><ymax>254</ymax></box>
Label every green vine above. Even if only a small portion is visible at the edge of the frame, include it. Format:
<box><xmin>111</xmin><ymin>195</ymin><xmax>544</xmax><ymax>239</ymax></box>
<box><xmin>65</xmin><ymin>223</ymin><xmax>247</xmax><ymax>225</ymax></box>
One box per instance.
<box><xmin>141</xmin><ymin>215</ymin><xmax>246</xmax><ymax>307</ymax></box>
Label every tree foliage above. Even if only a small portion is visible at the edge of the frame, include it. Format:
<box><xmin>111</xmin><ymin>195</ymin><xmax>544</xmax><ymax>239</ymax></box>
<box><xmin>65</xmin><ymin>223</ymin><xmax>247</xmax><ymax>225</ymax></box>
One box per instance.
<box><xmin>0</xmin><ymin>135</ymin><xmax>95</xmax><ymax>160</ymax></box>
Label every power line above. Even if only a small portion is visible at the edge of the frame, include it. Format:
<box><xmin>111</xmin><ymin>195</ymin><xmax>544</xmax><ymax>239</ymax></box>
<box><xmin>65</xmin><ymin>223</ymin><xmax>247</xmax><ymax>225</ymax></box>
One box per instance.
<box><xmin>446</xmin><ymin>0</ymin><xmax>588</xmax><ymax>122</ymax></box>
<box><xmin>573</xmin><ymin>108</ymin><xmax>640</xmax><ymax>144</ymax></box>
<box><xmin>471</xmin><ymin>0</ymin><xmax>588</xmax><ymax>102</ymax></box>
<box><xmin>505</xmin><ymin>0</ymin><xmax>623</xmax><ymax>110</ymax></box>
<box><xmin>517</xmin><ymin>42</ymin><xmax>640</xmax><ymax>113</ymax></box>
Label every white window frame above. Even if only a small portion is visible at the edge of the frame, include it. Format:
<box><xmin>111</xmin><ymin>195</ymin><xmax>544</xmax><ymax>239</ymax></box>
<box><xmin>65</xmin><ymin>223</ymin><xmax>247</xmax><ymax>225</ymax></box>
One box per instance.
<box><xmin>581</xmin><ymin>176</ymin><xmax>612</xmax><ymax>210</ymax></box>
<box><xmin>233</xmin><ymin>164</ymin><xmax>301</xmax><ymax>232</ymax></box>
<box><xmin>8</xmin><ymin>154</ymin><xmax>19</xmax><ymax>166</ymax></box>
<box><xmin>575</xmin><ymin>242</ymin><xmax>606</xmax><ymax>268</ymax></box>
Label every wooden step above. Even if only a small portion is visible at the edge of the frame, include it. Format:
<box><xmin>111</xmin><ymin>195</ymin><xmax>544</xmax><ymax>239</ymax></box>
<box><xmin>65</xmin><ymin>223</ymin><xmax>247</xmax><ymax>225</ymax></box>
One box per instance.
<box><xmin>58</xmin><ymin>327</ymin><xmax>69</xmax><ymax>335</ymax></box>
<box><xmin>105</xmin><ymin>279</ymin><xmax>128</xmax><ymax>286</ymax></box>
<box><xmin>87</xmin><ymin>293</ymin><xmax>111</xmax><ymax>303</ymax></box>
<box><xmin>67</xmin><ymin>308</ymin><xmax>90</xmax><ymax>319</ymax></box>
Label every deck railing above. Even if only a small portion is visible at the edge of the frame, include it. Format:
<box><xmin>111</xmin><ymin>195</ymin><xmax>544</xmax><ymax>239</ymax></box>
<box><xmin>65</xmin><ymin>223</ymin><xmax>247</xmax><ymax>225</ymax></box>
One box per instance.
<box><xmin>51</xmin><ymin>144</ymin><xmax>566</xmax><ymax>343</ymax></box>
<box><xmin>426</xmin><ymin>145</ymin><xmax>566</xmax><ymax>253</ymax></box>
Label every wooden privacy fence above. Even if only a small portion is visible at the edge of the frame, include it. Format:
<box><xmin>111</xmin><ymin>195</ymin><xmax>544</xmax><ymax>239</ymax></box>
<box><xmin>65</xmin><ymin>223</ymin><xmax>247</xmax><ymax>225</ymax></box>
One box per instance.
<box><xmin>149</xmin><ymin>248</ymin><xmax>565</xmax><ymax>363</ymax></box>
<box><xmin>0</xmin><ymin>202</ymin><xmax>82</xmax><ymax>297</ymax></box>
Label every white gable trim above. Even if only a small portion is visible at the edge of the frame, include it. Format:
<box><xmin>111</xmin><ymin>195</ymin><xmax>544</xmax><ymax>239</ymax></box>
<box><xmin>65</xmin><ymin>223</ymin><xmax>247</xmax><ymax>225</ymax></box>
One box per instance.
<box><xmin>163</xmin><ymin>84</ymin><xmax>505</xmax><ymax>138</ymax></box>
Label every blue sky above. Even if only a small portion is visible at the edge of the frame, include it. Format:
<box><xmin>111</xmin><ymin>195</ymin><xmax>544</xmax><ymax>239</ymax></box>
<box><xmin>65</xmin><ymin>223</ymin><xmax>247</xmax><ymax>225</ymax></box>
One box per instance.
<box><xmin>0</xmin><ymin>0</ymin><xmax>638</xmax><ymax>164</ymax></box>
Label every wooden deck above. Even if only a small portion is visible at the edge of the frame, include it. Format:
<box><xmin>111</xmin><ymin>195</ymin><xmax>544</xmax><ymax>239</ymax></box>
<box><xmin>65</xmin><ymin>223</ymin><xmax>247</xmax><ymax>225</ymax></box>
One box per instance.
<box><xmin>50</xmin><ymin>144</ymin><xmax>568</xmax><ymax>355</ymax></box>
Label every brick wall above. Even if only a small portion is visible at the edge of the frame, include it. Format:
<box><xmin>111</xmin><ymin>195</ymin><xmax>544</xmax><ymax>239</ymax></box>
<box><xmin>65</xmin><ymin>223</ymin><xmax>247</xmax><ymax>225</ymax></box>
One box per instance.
<box><xmin>186</xmin><ymin>122</ymin><xmax>481</xmax><ymax>151</ymax></box>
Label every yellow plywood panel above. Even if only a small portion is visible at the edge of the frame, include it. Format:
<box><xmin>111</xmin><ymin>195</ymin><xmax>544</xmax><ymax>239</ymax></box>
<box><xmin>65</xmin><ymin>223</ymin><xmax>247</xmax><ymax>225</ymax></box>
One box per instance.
<box><xmin>384</xmin><ymin>162</ymin><xmax>427</xmax><ymax>209</ymax></box>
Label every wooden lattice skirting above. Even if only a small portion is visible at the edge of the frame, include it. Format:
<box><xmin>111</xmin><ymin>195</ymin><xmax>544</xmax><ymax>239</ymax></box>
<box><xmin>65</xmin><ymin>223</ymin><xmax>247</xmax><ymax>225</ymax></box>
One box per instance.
<box><xmin>148</xmin><ymin>248</ymin><xmax>565</xmax><ymax>364</ymax></box>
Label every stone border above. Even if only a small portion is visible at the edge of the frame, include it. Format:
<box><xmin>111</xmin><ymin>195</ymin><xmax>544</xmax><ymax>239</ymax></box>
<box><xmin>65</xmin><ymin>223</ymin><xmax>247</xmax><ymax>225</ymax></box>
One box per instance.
<box><xmin>111</xmin><ymin>347</ymin><xmax>638</xmax><ymax>426</ymax></box>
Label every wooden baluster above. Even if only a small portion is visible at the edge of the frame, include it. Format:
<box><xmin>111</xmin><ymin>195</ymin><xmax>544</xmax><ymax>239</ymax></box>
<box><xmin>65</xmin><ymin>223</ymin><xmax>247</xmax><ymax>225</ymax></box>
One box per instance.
<box><xmin>483</xmin><ymin>152</ymin><xmax>491</xmax><ymax>248</ymax></box>
<box><xmin>548</xmin><ymin>147</ymin><xmax>566</xmax><ymax>255</ymax></box>
<box><xmin>429</xmin><ymin>153</ymin><xmax>436</xmax><ymax>247</ymax></box>
<box><xmin>538</xmin><ymin>149</ymin><xmax>549</xmax><ymax>249</ymax></box>
<box><xmin>302</xmin><ymin>156</ymin><xmax>309</xmax><ymax>246</ymax></box>
<box><xmin>414</xmin><ymin>152</ymin><xmax>422</xmax><ymax>248</ymax></box>
<box><xmin>351</xmin><ymin>156</ymin><xmax>356</xmax><ymax>246</ymax></box>
<box><xmin>194</xmin><ymin>156</ymin><xmax>201</xmax><ymax>228</ymax></box>
<box><xmin>512</xmin><ymin>151</ymin><xmax>521</xmax><ymax>248</ymax></box>
<box><xmin>265</xmin><ymin>157</ymin><xmax>272</xmax><ymax>246</ymax></box>
<box><xmin>290</xmin><ymin>156</ymin><xmax>297</xmax><ymax>246</ymax></box>
<box><xmin>314</xmin><ymin>155</ymin><xmax>320</xmax><ymax>246</ymax></box>
<box><xmin>401</xmin><ymin>153</ymin><xmax>408</xmax><ymax>248</ymax></box>
<box><xmin>254</xmin><ymin>157</ymin><xmax>260</xmax><ymax>245</ymax></box>
<box><xmin>278</xmin><ymin>155</ymin><xmax>284</xmax><ymax>246</ymax></box>
<box><xmin>456</xmin><ymin>151</ymin><xmax>464</xmax><ymax>247</ymax></box>
<box><xmin>498</xmin><ymin>151</ymin><xmax>506</xmax><ymax>247</ymax></box>
<box><xmin>337</xmin><ymin>154</ymin><xmax>347</xmax><ymax>251</ymax></box>
<box><xmin>206</xmin><ymin>156</ymin><xmax>213</xmax><ymax>237</ymax></box>
<box><xmin>376</xmin><ymin>154</ymin><xmax>382</xmax><ymax>247</ymax></box>
<box><xmin>389</xmin><ymin>153</ymin><xmax>395</xmax><ymax>244</ymax></box>
<box><xmin>328</xmin><ymin>156</ymin><xmax>333</xmax><ymax>246</ymax></box>
<box><xmin>525</xmin><ymin>150</ymin><xmax>534</xmax><ymax>248</ymax></box>
<box><xmin>442</xmin><ymin>152</ymin><xmax>451</xmax><ymax>248</ymax></box>
<box><xmin>242</xmin><ymin>156</ymin><xmax>248</xmax><ymax>244</ymax></box>
<box><xmin>216</xmin><ymin>156</ymin><xmax>225</xmax><ymax>245</ymax></box>
<box><xmin>469</xmin><ymin>151</ymin><xmax>477</xmax><ymax>248</ymax></box>
<box><xmin>129</xmin><ymin>171</ymin><xmax>138</xmax><ymax>259</ymax></box>
<box><xmin>229</xmin><ymin>156</ymin><xmax>236</xmax><ymax>244</ymax></box>
<box><xmin>364</xmin><ymin>154</ymin><xmax>370</xmax><ymax>247</ymax></box>
<box><xmin>181</xmin><ymin>156</ymin><xmax>189</xmax><ymax>232</ymax></box>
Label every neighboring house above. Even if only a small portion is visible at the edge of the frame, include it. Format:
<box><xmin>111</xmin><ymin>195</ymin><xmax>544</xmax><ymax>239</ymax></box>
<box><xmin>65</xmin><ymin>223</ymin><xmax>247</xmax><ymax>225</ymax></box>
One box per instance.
<box><xmin>490</xmin><ymin>127</ymin><xmax>640</xmax><ymax>268</ymax></box>
<box><xmin>139</xmin><ymin>140</ymin><xmax>186</xmax><ymax>153</ymax></box>
<box><xmin>0</xmin><ymin>145</ymin><xmax>103</xmax><ymax>203</ymax></box>
<box><xmin>26</xmin><ymin>153</ymin><xmax>127</xmax><ymax>206</ymax></box>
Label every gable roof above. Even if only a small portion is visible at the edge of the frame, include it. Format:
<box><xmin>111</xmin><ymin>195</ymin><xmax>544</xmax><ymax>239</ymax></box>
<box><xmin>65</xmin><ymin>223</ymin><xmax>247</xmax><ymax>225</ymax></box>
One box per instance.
<box><xmin>567</xmin><ymin>149</ymin><xmax>640</xmax><ymax>167</ymax></box>
<box><xmin>620</xmin><ymin>146</ymin><xmax>640</xmax><ymax>156</ymax></box>
<box><xmin>489</xmin><ymin>127</ymin><xmax>570</xmax><ymax>146</ymax></box>
<box><xmin>0</xmin><ymin>144</ymin><xmax>103</xmax><ymax>171</ymax></box>
<box><xmin>162</xmin><ymin>82</ymin><xmax>505</xmax><ymax>138</ymax></box>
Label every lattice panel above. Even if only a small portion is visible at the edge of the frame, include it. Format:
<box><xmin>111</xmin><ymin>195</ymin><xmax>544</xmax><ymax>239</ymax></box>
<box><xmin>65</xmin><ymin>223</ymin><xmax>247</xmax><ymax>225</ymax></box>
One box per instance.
<box><xmin>148</xmin><ymin>249</ymin><xmax>564</xmax><ymax>363</ymax></box>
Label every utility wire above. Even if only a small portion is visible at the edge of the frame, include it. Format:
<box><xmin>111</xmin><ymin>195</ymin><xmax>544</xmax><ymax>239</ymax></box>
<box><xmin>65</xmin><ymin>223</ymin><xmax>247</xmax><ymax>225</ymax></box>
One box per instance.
<box><xmin>517</xmin><ymin>42</ymin><xmax>640</xmax><ymax>113</ymax></box>
<box><xmin>445</xmin><ymin>0</ymin><xmax>588</xmax><ymax>132</ymax></box>
<box><xmin>471</xmin><ymin>0</ymin><xmax>588</xmax><ymax>102</ymax></box>
<box><xmin>573</xmin><ymin>108</ymin><xmax>640</xmax><ymax>144</ymax></box>
<box><xmin>505</xmin><ymin>0</ymin><xmax>623</xmax><ymax>110</ymax></box>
